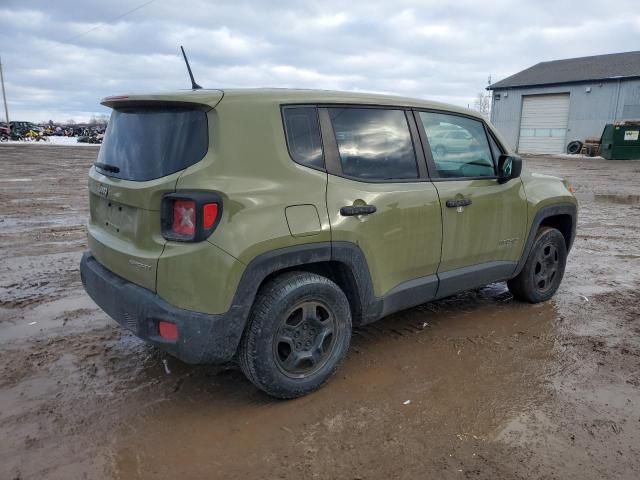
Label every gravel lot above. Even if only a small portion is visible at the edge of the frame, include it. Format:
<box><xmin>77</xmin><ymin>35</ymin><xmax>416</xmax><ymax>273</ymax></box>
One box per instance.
<box><xmin>1</xmin><ymin>144</ymin><xmax>639</xmax><ymax>479</ymax></box>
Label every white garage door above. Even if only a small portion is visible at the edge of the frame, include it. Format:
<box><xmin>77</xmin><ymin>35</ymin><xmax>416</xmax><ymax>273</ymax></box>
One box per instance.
<box><xmin>517</xmin><ymin>94</ymin><xmax>570</xmax><ymax>154</ymax></box>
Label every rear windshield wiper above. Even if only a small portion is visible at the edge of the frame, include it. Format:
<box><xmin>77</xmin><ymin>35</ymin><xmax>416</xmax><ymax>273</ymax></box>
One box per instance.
<box><xmin>94</xmin><ymin>162</ymin><xmax>120</xmax><ymax>173</ymax></box>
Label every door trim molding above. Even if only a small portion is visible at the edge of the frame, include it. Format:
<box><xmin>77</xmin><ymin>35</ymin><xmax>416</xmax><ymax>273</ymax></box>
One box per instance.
<box><xmin>380</xmin><ymin>274</ymin><xmax>439</xmax><ymax>317</ymax></box>
<box><xmin>436</xmin><ymin>261</ymin><xmax>517</xmax><ymax>299</ymax></box>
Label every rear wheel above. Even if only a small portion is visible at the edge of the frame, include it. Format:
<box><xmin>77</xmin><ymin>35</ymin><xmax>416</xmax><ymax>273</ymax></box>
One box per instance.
<box><xmin>508</xmin><ymin>227</ymin><xmax>567</xmax><ymax>303</ymax></box>
<box><xmin>239</xmin><ymin>271</ymin><xmax>351</xmax><ymax>398</ymax></box>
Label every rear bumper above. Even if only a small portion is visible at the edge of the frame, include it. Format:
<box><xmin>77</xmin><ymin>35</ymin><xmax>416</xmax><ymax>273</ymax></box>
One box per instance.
<box><xmin>80</xmin><ymin>252</ymin><xmax>243</xmax><ymax>364</ymax></box>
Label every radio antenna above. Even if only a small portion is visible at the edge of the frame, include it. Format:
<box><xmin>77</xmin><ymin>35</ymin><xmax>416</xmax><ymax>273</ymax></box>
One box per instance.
<box><xmin>180</xmin><ymin>46</ymin><xmax>202</xmax><ymax>90</ymax></box>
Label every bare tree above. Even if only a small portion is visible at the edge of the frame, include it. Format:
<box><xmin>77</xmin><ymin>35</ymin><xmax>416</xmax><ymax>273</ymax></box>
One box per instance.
<box><xmin>474</xmin><ymin>92</ymin><xmax>491</xmax><ymax>116</ymax></box>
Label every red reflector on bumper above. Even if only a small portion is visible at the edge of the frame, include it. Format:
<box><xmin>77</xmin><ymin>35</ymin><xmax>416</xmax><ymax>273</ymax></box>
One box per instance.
<box><xmin>158</xmin><ymin>321</ymin><xmax>178</xmax><ymax>341</ymax></box>
<box><xmin>203</xmin><ymin>203</ymin><xmax>219</xmax><ymax>230</ymax></box>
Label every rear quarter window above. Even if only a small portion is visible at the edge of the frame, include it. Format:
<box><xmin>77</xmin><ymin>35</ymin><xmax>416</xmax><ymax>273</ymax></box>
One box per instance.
<box><xmin>282</xmin><ymin>106</ymin><xmax>324</xmax><ymax>170</ymax></box>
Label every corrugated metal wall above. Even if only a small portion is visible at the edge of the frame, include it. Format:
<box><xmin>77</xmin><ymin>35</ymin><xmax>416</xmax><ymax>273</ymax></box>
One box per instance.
<box><xmin>490</xmin><ymin>78</ymin><xmax>640</xmax><ymax>153</ymax></box>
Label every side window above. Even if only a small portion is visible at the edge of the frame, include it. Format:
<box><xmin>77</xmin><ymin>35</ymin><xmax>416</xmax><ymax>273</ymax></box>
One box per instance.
<box><xmin>328</xmin><ymin>107</ymin><xmax>418</xmax><ymax>181</ymax></box>
<box><xmin>419</xmin><ymin>112</ymin><xmax>495</xmax><ymax>178</ymax></box>
<box><xmin>282</xmin><ymin>107</ymin><xmax>324</xmax><ymax>170</ymax></box>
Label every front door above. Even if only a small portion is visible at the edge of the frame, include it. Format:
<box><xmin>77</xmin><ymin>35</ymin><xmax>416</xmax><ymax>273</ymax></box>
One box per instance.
<box><xmin>415</xmin><ymin>110</ymin><xmax>526</xmax><ymax>297</ymax></box>
<box><xmin>322</xmin><ymin>106</ymin><xmax>442</xmax><ymax>302</ymax></box>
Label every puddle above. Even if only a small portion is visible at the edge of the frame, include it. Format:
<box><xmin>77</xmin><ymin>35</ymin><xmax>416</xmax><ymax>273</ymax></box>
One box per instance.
<box><xmin>106</xmin><ymin>287</ymin><xmax>560</xmax><ymax>479</ymax></box>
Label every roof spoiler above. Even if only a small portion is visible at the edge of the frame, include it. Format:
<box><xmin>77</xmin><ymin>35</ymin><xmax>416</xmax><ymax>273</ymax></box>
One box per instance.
<box><xmin>100</xmin><ymin>97</ymin><xmax>214</xmax><ymax>110</ymax></box>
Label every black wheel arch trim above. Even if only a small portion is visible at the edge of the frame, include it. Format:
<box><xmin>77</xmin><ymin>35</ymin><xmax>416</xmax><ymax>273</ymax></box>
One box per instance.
<box><xmin>513</xmin><ymin>203</ymin><xmax>577</xmax><ymax>277</ymax></box>
<box><xmin>231</xmin><ymin>242</ymin><xmax>334</xmax><ymax>322</ymax></box>
<box><xmin>233</xmin><ymin>242</ymin><xmax>378</xmax><ymax>328</ymax></box>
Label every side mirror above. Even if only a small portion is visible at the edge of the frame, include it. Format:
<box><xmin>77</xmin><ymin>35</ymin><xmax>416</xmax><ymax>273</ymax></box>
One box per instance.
<box><xmin>497</xmin><ymin>154</ymin><xmax>522</xmax><ymax>183</ymax></box>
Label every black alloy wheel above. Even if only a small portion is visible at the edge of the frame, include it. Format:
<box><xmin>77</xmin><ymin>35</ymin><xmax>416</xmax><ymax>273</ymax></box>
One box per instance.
<box><xmin>273</xmin><ymin>300</ymin><xmax>337</xmax><ymax>377</ymax></box>
<box><xmin>533</xmin><ymin>241</ymin><xmax>560</xmax><ymax>294</ymax></box>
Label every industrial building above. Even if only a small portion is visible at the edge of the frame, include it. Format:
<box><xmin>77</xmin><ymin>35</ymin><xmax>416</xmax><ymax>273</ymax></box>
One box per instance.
<box><xmin>488</xmin><ymin>51</ymin><xmax>640</xmax><ymax>154</ymax></box>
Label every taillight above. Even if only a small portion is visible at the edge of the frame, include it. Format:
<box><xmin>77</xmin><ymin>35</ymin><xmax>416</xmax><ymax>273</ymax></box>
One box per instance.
<box><xmin>172</xmin><ymin>200</ymin><xmax>196</xmax><ymax>236</ymax></box>
<box><xmin>161</xmin><ymin>192</ymin><xmax>222</xmax><ymax>242</ymax></box>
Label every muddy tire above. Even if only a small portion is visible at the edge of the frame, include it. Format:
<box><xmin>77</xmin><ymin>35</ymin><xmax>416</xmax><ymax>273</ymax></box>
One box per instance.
<box><xmin>508</xmin><ymin>227</ymin><xmax>567</xmax><ymax>303</ymax></box>
<box><xmin>238</xmin><ymin>271</ymin><xmax>352</xmax><ymax>399</ymax></box>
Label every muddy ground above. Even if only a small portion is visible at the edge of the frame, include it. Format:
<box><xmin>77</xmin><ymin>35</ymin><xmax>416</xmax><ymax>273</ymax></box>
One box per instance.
<box><xmin>0</xmin><ymin>144</ymin><xmax>639</xmax><ymax>479</ymax></box>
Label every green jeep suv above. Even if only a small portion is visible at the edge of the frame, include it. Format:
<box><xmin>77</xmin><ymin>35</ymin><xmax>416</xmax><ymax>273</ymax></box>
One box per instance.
<box><xmin>80</xmin><ymin>89</ymin><xmax>577</xmax><ymax>398</ymax></box>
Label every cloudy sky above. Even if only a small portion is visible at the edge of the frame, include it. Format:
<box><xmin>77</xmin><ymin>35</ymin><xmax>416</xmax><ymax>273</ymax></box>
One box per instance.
<box><xmin>1</xmin><ymin>0</ymin><xmax>639</xmax><ymax>123</ymax></box>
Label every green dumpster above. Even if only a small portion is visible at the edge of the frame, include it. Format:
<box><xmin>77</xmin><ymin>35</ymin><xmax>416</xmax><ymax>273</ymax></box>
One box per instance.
<box><xmin>600</xmin><ymin>121</ymin><xmax>640</xmax><ymax>160</ymax></box>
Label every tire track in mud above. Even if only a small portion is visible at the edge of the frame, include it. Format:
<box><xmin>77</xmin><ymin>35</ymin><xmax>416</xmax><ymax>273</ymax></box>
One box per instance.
<box><xmin>0</xmin><ymin>252</ymin><xmax>83</xmax><ymax>309</ymax></box>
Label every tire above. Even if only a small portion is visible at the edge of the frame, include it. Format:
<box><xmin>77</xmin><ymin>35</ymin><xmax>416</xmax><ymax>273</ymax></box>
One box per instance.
<box><xmin>239</xmin><ymin>271</ymin><xmax>352</xmax><ymax>399</ymax></box>
<box><xmin>508</xmin><ymin>227</ymin><xmax>567</xmax><ymax>303</ymax></box>
<box><xmin>566</xmin><ymin>140</ymin><xmax>583</xmax><ymax>154</ymax></box>
<box><xmin>434</xmin><ymin>145</ymin><xmax>447</xmax><ymax>158</ymax></box>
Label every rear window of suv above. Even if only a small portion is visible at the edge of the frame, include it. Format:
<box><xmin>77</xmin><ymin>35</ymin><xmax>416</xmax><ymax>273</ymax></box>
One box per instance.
<box><xmin>96</xmin><ymin>106</ymin><xmax>208</xmax><ymax>181</ymax></box>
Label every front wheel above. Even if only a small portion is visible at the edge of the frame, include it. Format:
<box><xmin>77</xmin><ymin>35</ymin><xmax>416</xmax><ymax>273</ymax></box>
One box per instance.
<box><xmin>508</xmin><ymin>227</ymin><xmax>567</xmax><ymax>303</ymax></box>
<box><xmin>239</xmin><ymin>271</ymin><xmax>352</xmax><ymax>398</ymax></box>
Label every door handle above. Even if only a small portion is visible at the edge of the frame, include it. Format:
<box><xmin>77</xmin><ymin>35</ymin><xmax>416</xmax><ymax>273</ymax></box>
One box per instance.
<box><xmin>445</xmin><ymin>198</ymin><xmax>472</xmax><ymax>208</ymax></box>
<box><xmin>340</xmin><ymin>205</ymin><xmax>377</xmax><ymax>216</ymax></box>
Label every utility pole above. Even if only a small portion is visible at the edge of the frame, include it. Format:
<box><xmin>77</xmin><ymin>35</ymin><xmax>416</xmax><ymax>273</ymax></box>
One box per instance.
<box><xmin>487</xmin><ymin>74</ymin><xmax>492</xmax><ymax>121</ymax></box>
<box><xmin>0</xmin><ymin>55</ymin><xmax>9</xmax><ymax>127</ymax></box>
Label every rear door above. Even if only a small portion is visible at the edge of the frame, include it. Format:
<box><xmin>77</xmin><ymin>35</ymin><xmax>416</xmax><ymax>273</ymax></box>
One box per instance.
<box><xmin>87</xmin><ymin>103</ymin><xmax>210</xmax><ymax>291</ymax></box>
<box><xmin>322</xmin><ymin>106</ymin><xmax>442</xmax><ymax>301</ymax></box>
<box><xmin>415</xmin><ymin>110</ymin><xmax>526</xmax><ymax>297</ymax></box>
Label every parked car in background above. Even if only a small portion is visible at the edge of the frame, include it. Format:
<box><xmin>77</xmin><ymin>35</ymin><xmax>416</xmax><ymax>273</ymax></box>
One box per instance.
<box><xmin>430</xmin><ymin>128</ymin><xmax>476</xmax><ymax>155</ymax></box>
<box><xmin>10</xmin><ymin>121</ymin><xmax>42</xmax><ymax>133</ymax></box>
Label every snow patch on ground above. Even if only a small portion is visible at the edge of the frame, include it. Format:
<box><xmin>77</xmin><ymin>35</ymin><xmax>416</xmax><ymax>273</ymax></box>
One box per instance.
<box><xmin>554</xmin><ymin>153</ymin><xmax>604</xmax><ymax>160</ymax></box>
<box><xmin>3</xmin><ymin>137</ymin><xmax>99</xmax><ymax>146</ymax></box>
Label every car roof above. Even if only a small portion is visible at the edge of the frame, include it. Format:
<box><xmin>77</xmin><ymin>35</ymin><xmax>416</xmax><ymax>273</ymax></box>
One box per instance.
<box><xmin>220</xmin><ymin>88</ymin><xmax>480</xmax><ymax>116</ymax></box>
<box><xmin>102</xmin><ymin>88</ymin><xmax>482</xmax><ymax>119</ymax></box>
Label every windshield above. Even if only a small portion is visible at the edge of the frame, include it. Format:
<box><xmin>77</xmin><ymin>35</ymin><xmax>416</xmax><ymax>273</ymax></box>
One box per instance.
<box><xmin>96</xmin><ymin>106</ymin><xmax>208</xmax><ymax>181</ymax></box>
